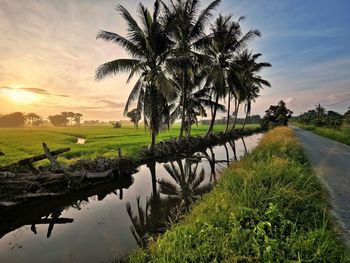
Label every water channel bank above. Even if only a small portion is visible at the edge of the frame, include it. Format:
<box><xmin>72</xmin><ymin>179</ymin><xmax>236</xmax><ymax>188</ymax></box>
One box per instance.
<box><xmin>0</xmin><ymin>133</ymin><xmax>262</xmax><ymax>262</ymax></box>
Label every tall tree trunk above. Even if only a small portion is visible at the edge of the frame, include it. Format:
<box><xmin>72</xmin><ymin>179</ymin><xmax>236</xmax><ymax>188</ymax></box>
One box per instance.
<box><xmin>186</xmin><ymin>117</ymin><xmax>192</xmax><ymax>138</ymax></box>
<box><xmin>224</xmin><ymin>91</ymin><xmax>231</xmax><ymax>133</ymax></box>
<box><xmin>205</xmin><ymin>95</ymin><xmax>219</xmax><ymax>136</ymax></box>
<box><xmin>148</xmin><ymin>129</ymin><xmax>156</xmax><ymax>152</ymax></box>
<box><xmin>179</xmin><ymin>72</ymin><xmax>187</xmax><ymax>139</ymax></box>
<box><xmin>241</xmin><ymin>110</ymin><xmax>249</xmax><ymax>131</ymax></box>
<box><xmin>230</xmin><ymin>101</ymin><xmax>240</xmax><ymax>133</ymax></box>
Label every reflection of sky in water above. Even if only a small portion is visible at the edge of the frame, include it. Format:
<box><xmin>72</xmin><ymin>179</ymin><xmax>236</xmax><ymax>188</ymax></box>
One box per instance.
<box><xmin>0</xmin><ymin>134</ymin><xmax>262</xmax><ymax>262</ymax></box>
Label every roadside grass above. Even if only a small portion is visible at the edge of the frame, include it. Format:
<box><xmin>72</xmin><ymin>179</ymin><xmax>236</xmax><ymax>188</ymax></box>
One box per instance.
<box><xmin>294</xmin><ymin>123</ymin><xmax>350</xmax><ymax>146</ymax></box>
<box><xmin>129</xmin><ymin>127</ymin><xmax>349</xmax><ymax>262</ymax></box>
<box><xmin>0</xmin><ymin>124</ymin><xmax>259</xmax><ymax>166</ymax></box>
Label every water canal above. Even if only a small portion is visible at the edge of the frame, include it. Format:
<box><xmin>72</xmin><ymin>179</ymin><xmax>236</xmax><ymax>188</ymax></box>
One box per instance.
<box><xmin>0</xmin><ymin>133</ymin><xmax>262</xmax><ymax>262</ymax></box>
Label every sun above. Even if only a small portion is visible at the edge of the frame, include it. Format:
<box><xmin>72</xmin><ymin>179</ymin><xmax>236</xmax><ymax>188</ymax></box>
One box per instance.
<box><xmin>1</xmin><ymin>89</ymin><xmax>41</xmax><ymax>105</ymax></box>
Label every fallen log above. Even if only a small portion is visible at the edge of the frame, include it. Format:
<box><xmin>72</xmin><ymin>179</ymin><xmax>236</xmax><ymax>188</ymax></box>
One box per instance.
<box><xmin>13</xmin><ymin>192</ymin><xmax>65</xmax><ymax>200</ymax></box>
<box><xmin>17</xmin><ymin>147</ymin><xmax>70</xmax><ymax>165</ymax></box>
<box><xmin>85</xmin><ymin>169</ymin><xmax>114</xmax><ymax>179</ymax></box>
<box><xmin>43</xmin><ymin>143</ymin><xmax>64</xmax><ymax>172</ymax></box>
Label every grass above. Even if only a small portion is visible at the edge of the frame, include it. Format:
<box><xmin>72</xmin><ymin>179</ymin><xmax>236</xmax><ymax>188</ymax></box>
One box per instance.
<box><xmin>0</xmin><ymin>124</ymin><xmax>259</xmax><ymax>166</ymax></box>
<box><xmin>128</xmin><ymin>127</ymin><xmax>349</xmax><ymax>262</ymax></box>
<box><xmin>294</xmin><ymin>123</ymin><xmax>350</xmax><ymax>146</ymax></box>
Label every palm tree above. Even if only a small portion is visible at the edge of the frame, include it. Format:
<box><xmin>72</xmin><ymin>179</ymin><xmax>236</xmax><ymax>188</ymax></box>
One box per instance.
<box><xmin>163</xmin><ymin>0</ymin><xmax>222</xmax><ymax>139</ymax></box>
<box><xmin>96</xmin><ymin>1</ymin><xmax>174</xmax><ymax>151</ymax></box>
<box><xmin>169</xmin><ymin>71</ymin><xmax>224</xmax><ymax>137</ymax></box>
<box><xmin>228</xmin><ymin>50</ymin><xmax>271</xmax><ymax>132</ymax></box>
<box><xmin>200</xmin><ymin>15</ymin><xmax>261</xmax><ymax>135</ymax></box>
<box><xmin>236</xmin><ymin>51</ymin><xmax>271</xmax><ymax>130</ymax></box>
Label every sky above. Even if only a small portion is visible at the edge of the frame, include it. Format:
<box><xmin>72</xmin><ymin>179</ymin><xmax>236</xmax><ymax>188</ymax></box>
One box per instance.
<box><xmin>0</xmin><ymin>0</ymin><xmax>349</xmax><ymax>121</ymax></box>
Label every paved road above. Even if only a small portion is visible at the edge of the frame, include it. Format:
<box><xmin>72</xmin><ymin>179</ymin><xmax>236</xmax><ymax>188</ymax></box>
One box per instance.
<box><xmin>292</xmin><ymin>126</ymin><xmax>350</xmax><ymax>244</ymax></box>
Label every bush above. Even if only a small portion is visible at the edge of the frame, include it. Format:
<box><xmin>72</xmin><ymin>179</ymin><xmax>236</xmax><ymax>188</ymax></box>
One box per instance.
<box><xmin>113</xmin><ymin>121</ymin><xmax>122</xmax><ymax>128</ymax></box>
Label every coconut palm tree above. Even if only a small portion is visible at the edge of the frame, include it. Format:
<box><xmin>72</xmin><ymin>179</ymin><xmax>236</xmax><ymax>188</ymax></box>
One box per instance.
<box><xmin>169</xmin><ymin>70</ymin><xmax>224</xmax><ymax>137</ymax></box>
<box><xmin>162</xmin><ymin>0</ymin><xmax>222</xmax><ymax>138</ymax></box>
<box><xmin>200</xmin><ymin>15</ymin><xmax>261</xmax><ymax>135</ymax></box>
<box><xmin>95</xmin><ymin>1</ymin><xmax>175</xmax><ymax>151</ymax></box>
<box><xmin>228</xmin><ymin>50</ymin><xmax>271</xmax><ymax>132</ymax></box>
<box><xmin>238</xmin><ymin>51</ymin><xmax>271</xmax><ymax>130</ymax></box>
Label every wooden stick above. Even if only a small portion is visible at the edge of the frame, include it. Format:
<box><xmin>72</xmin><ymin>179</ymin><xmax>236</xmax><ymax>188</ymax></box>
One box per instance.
<box><xmin>17</xmin><ymin>147</ymin><xmax>70</xmax><ymax>165</ymax></box>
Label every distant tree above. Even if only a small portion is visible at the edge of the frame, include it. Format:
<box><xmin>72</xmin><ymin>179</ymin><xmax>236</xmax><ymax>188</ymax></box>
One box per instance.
<box><xmin>66</xmin><ymin>112</ymin><xmax>75</xmax><ymax>125</ymax></box>
<box><xmin>25</xmin><ymin>113</ymin><xmax>41</xmax><ymax>126</ymax></box>
<box><xmin>314</xmin><ymin>103</ymin><xmax>326</xmax><ymax>126</ymax></box>
<box><xmin>48</xmin><ymin>114</ymin><xmax>69</xmax><ymax>126</ymax></box>
<box><xmin>0</xmin><ymin>112</ymin><xmax>27</xmax><ymax>127</ymax></box>
<box><xmin>127</xmin><ymin>109</ymin><xmax>141</xmax><ymax>128</ymax></box>
<box><xmin>326</xmin><ymin>110</ymin><xmax>344</xmax><ymax>128</ymax></box>
<box><xmin>261</xmin><ymin>100</ymin><xmax>293</xmax><ymax>130</ymax></box>
<box><xmin>84</xmin><ymin>120</ymin><xmax>101</xmax><ymax>125</ymax></box>
<box><xmin>32</xmin><ymin>119</ymin><xmax>44</xmax><ymax>126</ymax></box>
<box><xmin>113</xmin><ymin>121</ymin><xmax>122</xmax><ymax>129</ymax></box>
<box><xmin>344</xmin><ymin>107</ymin><xmax>350</xmax><ymax>124</ymax></box>
<box><xmin>74</xmin><ymin>113</ymin><xmax>83</xmax><ymax>126</ymax></box>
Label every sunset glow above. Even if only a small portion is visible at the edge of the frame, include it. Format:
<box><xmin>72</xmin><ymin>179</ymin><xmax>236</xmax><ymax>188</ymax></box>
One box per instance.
<box><xmin>1</xmin><ymin>89</ymin><xmax>41</xmax><ymax>105</ymax></box>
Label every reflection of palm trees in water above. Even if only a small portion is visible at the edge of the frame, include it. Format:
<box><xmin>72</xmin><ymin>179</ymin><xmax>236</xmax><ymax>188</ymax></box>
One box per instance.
<box><xmin>158</xmin><ymin>159</ymin><xmax>212</xmax><ymax>211</ymax></box>
<box><xmin>125</xmin><ymin>162</ymin><xmax>175</xmax><ymax>247</ymax></box>
<box><xmin>126</xmin><ymin>158</ymin><xmax>212</xmax><ymax>247</ymax></box>
<box><xmin>125</xmin><ymin>139</ymin><xmax>248</xmax><ymax>247</ymax></box>
<box><xmin>125</xmin><ymin>194</ymin><xmax>176</xmax><ymax>247</ymax></box>
<box><xmin>241</xmin><ymin>137</ymin><xmax>248</xmax><ymax>155</ymax></box>
<box><xmin>229</xmin><ymin>140</ymin><xmax>237</xmax><ymax>160</ymax></box>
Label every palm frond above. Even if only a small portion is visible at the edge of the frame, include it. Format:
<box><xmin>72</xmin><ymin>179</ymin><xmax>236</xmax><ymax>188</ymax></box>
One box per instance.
<box><xmin>95</xmin><ymin>59</ymin><xmax>140</xmax><ymax>80</ymax></box>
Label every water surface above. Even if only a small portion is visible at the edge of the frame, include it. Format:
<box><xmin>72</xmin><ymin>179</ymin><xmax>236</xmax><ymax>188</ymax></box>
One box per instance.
<box><xmin>0</xmin><ymin>134</ymin><xmax>262</xmax><ymax>262</ymax></box>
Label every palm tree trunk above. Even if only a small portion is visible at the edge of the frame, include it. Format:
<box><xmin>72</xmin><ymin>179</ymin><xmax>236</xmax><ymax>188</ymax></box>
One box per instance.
<box><xmin>179</xmin><ymin>72</ymin><xmax>187</xmax><ymax>139</ymax></box>
<box><xmin>224</xmin><ymin>91</ymin><xmax>231</xmax><ymax>133</ymax></box>
<box><xmin>205</xmin><ymin>95</ymin><xmax>219</xmax><ymax>136</ymax></box>
<box><xmin>186</xmin><ymin>117</ymin><xmax>192</xmax><ymax>138</ymax></box>
<box><xmin>241</xmin><ymin>111</ymin><xmax>249</xmax><ymax>131</ymax></box>
<box><xmin>230</xmin><ymin>101</ymin><xmax>240</xmax><ymax>133</ymax></box>
<box><xmin>149</xmin><ymin>129</ymin><xmax>156</xmax><ymax>152</ymax></box>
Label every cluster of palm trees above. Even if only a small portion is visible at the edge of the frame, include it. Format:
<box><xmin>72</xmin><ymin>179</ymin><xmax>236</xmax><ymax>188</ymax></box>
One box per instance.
<box><xmin>96</xmin><ymin>0</ymin><xmax>271</xmax><ymax>151</ymax></box>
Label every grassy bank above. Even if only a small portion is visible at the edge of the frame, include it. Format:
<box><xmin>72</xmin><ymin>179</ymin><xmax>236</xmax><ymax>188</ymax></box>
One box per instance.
<box><xmin>0</xmin><ymin>124</ymin><xmax>259</xmax><ymax>166</ymax></box>
<box><xmin>294</xmin><ymin>123</ymin><xmax>350</xmax><ymax>146</ymax></box>
<box><xmin>129</xmin><ymin>127</ymin><xmax>348</xmax><ymax>262</ymax></box>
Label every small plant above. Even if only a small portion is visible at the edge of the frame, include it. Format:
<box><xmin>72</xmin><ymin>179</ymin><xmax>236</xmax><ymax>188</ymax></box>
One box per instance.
<box><xmin>112</xmin><ymin>121</ymin><xmax>122</xmax><ymax>129</ymax></box>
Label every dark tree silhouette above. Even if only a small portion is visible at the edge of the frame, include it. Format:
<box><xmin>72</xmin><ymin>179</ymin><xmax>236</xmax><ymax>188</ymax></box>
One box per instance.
<box><xmin>0</xmin><ymin>112</ymin><xmax>26</xmax><ymax>127</ymax></box>
<box><xmin>25</xmin><ymin>113</ymin><xmax>42</xmax><ymax>126</ymax></box>
<box><xmin>261</xmin><ymin>100</ymin><xmax>293</xmax><ymax>130</ymax></box>
<box><xmin>48</xmin><ymin>113</ymin><xmax>69</xmax><ymax>126</ymax></box>
<box><xmin>127</xmin><ymin>109</ymin><xmax>141</xmax><ymax>128</ymax></box>
<box><xmin>74</xmin><ymin>113</ymin><xmax>83</xmax><ymax>126</ymax></box>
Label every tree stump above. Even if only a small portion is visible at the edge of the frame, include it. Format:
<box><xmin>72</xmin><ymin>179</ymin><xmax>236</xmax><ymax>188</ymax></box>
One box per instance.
<box><xmin>43</xmin><ymin>143</ymin><xmax>63</xmax><ymax>173</ymax></box>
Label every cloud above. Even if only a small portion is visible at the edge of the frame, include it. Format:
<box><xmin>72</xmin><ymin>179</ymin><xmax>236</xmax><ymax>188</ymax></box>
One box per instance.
<box><xmin>97</xmin><ymin>99</ymin><xmax>125</xmax><ymax>108</ymax></box>
<box><xmin>0</xmin><ymin>86</ymin><xmax>69</xmax><ymax>97</ymax></box>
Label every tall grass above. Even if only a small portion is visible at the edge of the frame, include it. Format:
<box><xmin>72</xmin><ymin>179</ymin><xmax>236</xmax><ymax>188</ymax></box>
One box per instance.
<box><xmin>129</xmin><ymin>127</ymin><xmax>349</xmax><ymax>262</ymax></box>
<box><xmin>295</xmin><ymin>124</ymin><xmax>350</xmax><ymax>146</ymax></box>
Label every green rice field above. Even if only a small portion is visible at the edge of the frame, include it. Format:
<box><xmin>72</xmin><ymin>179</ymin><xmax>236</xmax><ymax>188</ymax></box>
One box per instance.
<box><xmin>0</xmin><ymin>124</ymin><xmax>259</xmax><ymax>166</ymax></box>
